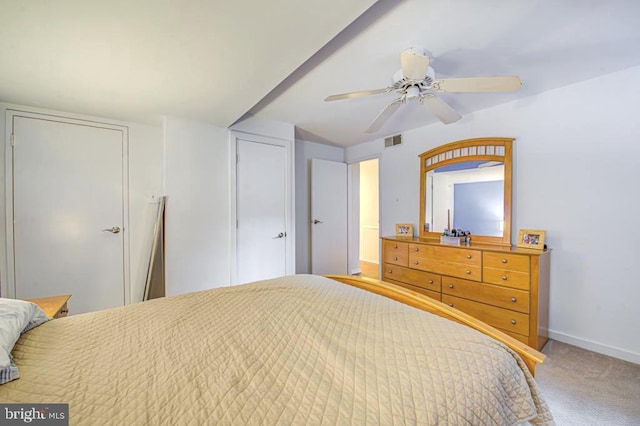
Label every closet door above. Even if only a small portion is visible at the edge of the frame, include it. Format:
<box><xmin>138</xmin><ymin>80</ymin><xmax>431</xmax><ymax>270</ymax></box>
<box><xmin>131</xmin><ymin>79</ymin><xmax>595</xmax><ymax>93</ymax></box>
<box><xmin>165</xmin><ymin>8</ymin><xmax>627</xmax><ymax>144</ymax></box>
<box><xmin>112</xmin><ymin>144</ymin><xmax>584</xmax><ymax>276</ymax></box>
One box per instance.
<box><xmin>311</xmin><ymin>159</ymin><xmax>348</xmax><ymax>275</ymax></box>
<box><xmin>235</xmin><ymin>137</ymin><xmax>288</xmax><ymax>284</ymax></box>
<box><xmin>11</xmin><ymin>115</ymin><xmax>127</xmax><ymax>314</ymax></box>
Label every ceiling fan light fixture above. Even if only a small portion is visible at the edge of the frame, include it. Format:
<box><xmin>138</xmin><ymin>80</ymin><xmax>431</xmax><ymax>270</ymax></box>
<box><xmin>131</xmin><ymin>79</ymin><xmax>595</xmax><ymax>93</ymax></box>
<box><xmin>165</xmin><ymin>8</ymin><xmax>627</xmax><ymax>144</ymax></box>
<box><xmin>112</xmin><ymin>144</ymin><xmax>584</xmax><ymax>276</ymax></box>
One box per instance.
<box><xmin>402</xmin><ymin>46</ymin><xmax>427</xmax><ymax>56</ymax></box>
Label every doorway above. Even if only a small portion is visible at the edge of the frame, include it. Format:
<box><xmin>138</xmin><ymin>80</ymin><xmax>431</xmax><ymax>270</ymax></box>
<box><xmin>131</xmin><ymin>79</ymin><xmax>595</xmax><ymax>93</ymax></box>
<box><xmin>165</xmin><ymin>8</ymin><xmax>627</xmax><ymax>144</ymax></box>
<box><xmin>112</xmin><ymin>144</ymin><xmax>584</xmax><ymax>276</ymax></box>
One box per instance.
<box><xmin>348</xmin><ymin>158</ymin><xmax>379</xmax><ymax>279</ymax></box>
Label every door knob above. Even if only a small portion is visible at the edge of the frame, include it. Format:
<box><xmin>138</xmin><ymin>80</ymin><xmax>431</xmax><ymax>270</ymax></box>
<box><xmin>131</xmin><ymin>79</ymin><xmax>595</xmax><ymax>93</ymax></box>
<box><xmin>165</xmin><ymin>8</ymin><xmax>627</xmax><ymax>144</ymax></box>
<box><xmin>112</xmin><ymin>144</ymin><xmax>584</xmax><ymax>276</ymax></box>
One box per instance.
<box><xmin>312</xmin><ymin>219</ymin><xmax>323</xmax><ymax>224</ymax></box>
<box><xmin>273</xmin><ymin>232</ymin><xmax>285</xmax><ymax>239</ymax></box>
<box><xmin>102</xmin><ymin>226</ymin><xmax>121</xmax><ymax>234</ymax></box>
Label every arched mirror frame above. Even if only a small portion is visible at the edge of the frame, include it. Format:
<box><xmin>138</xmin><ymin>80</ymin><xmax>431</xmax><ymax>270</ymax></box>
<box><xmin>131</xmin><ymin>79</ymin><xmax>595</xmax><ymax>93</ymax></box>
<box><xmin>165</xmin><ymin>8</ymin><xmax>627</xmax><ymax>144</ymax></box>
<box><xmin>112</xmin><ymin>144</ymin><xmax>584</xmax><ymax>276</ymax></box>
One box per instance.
<box><xmin>419</xmin><ymin>137</ymin><xmax>514</xmax><ymax>246</ymax></box>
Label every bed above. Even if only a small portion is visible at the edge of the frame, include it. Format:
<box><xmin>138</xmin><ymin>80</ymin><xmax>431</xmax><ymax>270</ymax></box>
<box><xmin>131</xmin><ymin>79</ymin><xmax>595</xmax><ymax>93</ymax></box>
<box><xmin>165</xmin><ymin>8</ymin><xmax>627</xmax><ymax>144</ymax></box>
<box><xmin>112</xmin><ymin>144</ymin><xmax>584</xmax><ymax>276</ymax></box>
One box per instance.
<box><xmin>1</xmin><ymin>274</ymin><xmax>553</xmax><ymax>425</ymax></box>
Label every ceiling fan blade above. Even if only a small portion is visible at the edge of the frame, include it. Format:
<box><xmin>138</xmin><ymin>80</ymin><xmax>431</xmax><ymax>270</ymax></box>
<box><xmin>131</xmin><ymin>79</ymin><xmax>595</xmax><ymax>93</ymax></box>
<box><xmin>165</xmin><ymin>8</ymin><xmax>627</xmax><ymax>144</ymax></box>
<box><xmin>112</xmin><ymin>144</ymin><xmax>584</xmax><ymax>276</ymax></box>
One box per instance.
<box><xmin>324</xmin><ymin>87</ymin><xmax>392</xmax><ymax>102</ymax></box>
<box><xmin>364</xmin><ymin>98</ymin><xmax>404</xmax><ymax>133</ymax></box>
<box><xmin>400</xmin><ymin>51</ymin><xmax>430</xmax><ymax>81</ymax></box>
<box><xmin>432</xmin><ymin>76</ymin><xmax>522</xmax><ymax>93</ymax></box>
<box><xmin>420</xmin><ymin>95</ymin><xmax>461</xmax><ymax>124</ymax></box>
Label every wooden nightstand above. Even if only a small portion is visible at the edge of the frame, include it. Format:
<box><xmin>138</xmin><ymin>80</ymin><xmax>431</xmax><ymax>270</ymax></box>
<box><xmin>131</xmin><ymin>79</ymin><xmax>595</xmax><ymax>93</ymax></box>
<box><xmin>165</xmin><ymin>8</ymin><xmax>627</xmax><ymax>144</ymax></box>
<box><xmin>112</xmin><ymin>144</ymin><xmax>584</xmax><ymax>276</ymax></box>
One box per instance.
<box><xmin>27</xmin><ymin>295</ymin><xmax>72</xmax><ymax>319</ymax></box>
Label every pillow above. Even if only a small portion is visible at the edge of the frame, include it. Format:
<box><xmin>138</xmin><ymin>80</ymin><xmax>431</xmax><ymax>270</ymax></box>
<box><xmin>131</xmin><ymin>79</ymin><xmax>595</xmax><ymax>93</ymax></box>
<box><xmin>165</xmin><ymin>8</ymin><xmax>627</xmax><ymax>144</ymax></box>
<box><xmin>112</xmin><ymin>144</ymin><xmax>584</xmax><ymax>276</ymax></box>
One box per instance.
<box><xmin>0</xmin><ymin>298</ymin><xmax>49</xmax><ymax>384</ymax></box>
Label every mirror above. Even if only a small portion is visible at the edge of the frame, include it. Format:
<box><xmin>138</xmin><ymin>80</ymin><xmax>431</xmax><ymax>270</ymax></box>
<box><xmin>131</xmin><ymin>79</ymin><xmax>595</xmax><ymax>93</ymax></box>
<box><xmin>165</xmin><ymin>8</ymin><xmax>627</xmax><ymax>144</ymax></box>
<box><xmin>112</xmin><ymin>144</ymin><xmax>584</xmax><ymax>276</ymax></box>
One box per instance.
<box><xmin>419</xmin><ymin>138</ymin><xmax>513</xmax><ymax>245</ymax></box>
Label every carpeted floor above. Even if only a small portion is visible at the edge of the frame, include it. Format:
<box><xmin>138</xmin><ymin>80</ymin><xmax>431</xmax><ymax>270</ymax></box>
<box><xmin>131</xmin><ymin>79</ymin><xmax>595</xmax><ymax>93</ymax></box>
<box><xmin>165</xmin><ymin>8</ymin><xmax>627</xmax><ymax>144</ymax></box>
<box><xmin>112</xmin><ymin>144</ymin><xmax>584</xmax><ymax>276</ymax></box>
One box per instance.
<box><xmin>535</xmin><ymin>340</ymin><xmax>640</xmax><ymax>425</ymax></box>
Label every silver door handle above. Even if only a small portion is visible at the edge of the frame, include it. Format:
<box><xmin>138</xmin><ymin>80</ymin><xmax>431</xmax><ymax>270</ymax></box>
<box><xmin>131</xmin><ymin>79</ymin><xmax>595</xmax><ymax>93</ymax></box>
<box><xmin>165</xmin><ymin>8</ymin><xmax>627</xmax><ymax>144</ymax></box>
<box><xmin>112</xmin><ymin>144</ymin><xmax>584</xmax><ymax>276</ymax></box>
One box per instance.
<box><xmin>102</xmin><ymin>226</ymin><xmax>121</xmax><ymax>234</ymax></box>
<box><xmin>312</xmin><ymin>219</ymin><xmax>323</xmax><ymax>224</ymax></box>
<box><xmin>273</xmin><ymin>232</ymin><xmax>285</xmax><ymax>239</ymax></box>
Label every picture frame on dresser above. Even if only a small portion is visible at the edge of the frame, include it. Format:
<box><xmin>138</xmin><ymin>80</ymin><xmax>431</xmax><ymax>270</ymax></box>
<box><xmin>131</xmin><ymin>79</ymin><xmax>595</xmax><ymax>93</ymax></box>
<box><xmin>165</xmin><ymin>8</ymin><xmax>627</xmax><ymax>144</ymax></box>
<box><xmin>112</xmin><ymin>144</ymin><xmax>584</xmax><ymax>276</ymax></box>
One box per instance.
<box><xmin>517</xmin><ymin>229</ymin><xmax>546</xmax><ymax>250</ymax></box>
<box><xmin>395</xmin><ymin>224</ymin><xmax>414</xmax><ymax>237</ymax></box>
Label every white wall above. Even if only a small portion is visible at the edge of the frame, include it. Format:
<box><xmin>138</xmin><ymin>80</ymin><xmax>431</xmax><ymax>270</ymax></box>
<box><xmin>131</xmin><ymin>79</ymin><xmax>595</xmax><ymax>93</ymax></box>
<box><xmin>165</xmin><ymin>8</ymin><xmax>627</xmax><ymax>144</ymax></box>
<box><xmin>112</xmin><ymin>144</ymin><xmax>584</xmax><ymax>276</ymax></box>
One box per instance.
<box><xmin>127</xmin><ymin>123</ymin><xmax>164</xmax><ymax>302</ymax></box>
<box><xmin>345</xmin><ymin>65</ymin><xmax>640</xmax><ymax>363</ymax></box>
<box><xmin>0</xmin><ymin>104</ymin><xmax>163</xmax><ymax>304</ymax></box>
<box><xmin>295</xmin><ymin>140</ymin><xmax>344</xmax><ymax>273</ymax></box>
<box><xmin>163</xmin><ymin>117</ymin><xmax>231</xmax><ymax>296</ymax></box>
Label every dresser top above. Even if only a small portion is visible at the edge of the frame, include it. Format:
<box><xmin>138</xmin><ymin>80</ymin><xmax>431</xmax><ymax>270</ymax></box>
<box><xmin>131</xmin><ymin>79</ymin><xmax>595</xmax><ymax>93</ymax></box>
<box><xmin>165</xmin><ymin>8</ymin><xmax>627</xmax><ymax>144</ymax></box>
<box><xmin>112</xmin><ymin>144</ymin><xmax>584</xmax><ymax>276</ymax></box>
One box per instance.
<box><xmin>26</xmin><ymin>294</ymin><xmax>71</xmax><ymax>318</ymax></box>
<box><xmin>382</xmin><ymin>236</ymin><xmax>550</xmax><ymax>256</ymax></box>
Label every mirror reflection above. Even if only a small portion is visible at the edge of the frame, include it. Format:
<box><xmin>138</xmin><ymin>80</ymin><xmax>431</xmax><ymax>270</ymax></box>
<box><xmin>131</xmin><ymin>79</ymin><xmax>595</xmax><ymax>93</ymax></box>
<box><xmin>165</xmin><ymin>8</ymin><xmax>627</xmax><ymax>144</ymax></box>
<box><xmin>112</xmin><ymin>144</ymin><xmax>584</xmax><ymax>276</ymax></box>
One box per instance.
<box><xmin>425</xmin><ymin>161</ymin><xmax>504</xmax><ymax>237</ymax></box>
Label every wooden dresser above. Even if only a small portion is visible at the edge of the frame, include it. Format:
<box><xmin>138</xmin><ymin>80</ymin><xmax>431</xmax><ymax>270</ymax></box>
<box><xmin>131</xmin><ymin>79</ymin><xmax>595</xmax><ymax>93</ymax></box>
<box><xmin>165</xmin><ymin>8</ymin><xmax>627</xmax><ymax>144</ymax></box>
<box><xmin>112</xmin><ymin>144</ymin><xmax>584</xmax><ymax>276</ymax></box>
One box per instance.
<box><xmin>382</xmin><ymin>237</ymin><xmax>550</xmax><ymax>350</ymax></box>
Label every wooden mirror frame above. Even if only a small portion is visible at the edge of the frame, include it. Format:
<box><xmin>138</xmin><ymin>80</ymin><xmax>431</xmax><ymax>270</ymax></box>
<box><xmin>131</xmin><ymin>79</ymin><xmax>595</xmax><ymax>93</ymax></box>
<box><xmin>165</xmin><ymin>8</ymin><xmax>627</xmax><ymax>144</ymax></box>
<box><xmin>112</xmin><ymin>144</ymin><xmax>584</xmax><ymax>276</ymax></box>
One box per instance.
<box><xmin>419</xmin><ymin>137</ymin><xmax>514</xmax><ymax>246</ymax></box>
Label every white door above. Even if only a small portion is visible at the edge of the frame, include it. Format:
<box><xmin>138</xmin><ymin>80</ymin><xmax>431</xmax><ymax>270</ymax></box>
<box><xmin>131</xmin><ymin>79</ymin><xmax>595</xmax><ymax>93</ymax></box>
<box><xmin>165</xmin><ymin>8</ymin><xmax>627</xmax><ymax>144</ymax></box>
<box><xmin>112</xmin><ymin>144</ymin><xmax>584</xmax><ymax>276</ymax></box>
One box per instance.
<box><xmin>10</xmin><ymin>115</ymin><xmax>127</xmax><ymax>314</ymax></box>
<box><xmin>236</xmin><ymin>138</ymin><xmax>288</xmax><ymax>284</ymax></box>
<box><xmin>311</xmin><ymin>159</ymin><xmax>348</xmax><ymax>275</ymax></box>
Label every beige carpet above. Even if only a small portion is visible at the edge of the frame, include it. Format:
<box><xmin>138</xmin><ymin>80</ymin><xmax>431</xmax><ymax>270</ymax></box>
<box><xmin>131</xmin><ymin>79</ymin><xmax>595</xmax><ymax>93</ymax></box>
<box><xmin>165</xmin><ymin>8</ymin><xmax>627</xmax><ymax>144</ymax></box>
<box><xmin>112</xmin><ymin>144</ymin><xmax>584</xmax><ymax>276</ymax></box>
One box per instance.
<box><xmin>536</xmin><ymin>340</ymin><xmax>640</xmax><ymax>425</ymax></box>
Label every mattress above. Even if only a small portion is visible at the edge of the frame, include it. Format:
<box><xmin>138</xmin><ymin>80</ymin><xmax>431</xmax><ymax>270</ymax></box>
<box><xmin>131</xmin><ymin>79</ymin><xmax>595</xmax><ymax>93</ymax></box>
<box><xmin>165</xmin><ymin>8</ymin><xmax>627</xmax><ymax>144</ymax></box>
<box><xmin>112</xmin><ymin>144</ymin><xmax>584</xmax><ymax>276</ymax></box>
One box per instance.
<box><xmin>1</xmin><ymin>274</ymin><xmax>553</xmax><ymax>425</ymax></box>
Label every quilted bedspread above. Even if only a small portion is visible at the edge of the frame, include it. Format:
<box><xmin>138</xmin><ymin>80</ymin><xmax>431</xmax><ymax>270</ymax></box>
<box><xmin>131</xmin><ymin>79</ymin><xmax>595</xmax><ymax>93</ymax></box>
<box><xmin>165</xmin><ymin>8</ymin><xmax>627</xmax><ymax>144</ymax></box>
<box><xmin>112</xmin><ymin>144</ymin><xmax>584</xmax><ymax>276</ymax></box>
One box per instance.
<box><xmin>1</xmin><ymin>275</ymin><xmax>553</xmax><ymax>425</ymax></box>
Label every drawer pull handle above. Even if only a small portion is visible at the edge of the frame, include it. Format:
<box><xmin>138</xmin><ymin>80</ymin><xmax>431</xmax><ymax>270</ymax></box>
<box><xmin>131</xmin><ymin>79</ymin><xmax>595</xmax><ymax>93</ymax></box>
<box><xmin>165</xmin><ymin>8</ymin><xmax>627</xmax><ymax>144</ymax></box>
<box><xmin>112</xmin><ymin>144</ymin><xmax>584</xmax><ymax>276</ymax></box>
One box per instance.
<box><xmin>394</xmin><ymin>256</ymin><xmax>398</xmax><ymax>261</ymax></box>
<box><xmin>449</xmin><ymin>303</ymin><xmax>454</xmax><ymax>307</ymax></box>
<box><xmin>510</xmin><ymin>320</ymin><xmax>517</xmax><ymax>325</ymax></box>
<box><xmin>414</xmin><ymin>261</ymin><xmax>419</xmax><ymax>265</ymax></box>
<box><xmin>502</xmin><ymin>276</ymin><xmax>508</xmax><ymax>281</ymax></box>
<box><xmin>394</xmin><ymin>244</ymin><xmax>398</xmax><ymax>249</ymax></box>
<box><xmin>448</xmin><ymin>284</ymin><xmax>454</xmax><ymax>289</ymax></box>
<box><xmin>511</xmin><ymin>297</ymin><xmax>517</xmax><ymax>303</ymax></box>
<box><xmin>414</xmin><ymin>247</ymin><xmax>420</xmax><ymax>252</ymax></box>
<box><xmin>428</xmin><ymin>280</ymin><xmax>433</xmax><ymax>284</ymax></box>
<box><xmin>387</xmin><ymin>270</ymin><xmax>392</xmax><ymax>274</ymax></box>
<box><xmin>466</xmin><ymin>254</ymin><xmax>471</xmax><ymax>259</ymax></box>
<box><xmin>502</xmin><ymin>258</ymin><xmax>508</xmax><ymax>264</ymax></box>
<box><xmin>465</xmin><ymin>270</ymin><xmax>471</xmax><ymax>275</ymax></box>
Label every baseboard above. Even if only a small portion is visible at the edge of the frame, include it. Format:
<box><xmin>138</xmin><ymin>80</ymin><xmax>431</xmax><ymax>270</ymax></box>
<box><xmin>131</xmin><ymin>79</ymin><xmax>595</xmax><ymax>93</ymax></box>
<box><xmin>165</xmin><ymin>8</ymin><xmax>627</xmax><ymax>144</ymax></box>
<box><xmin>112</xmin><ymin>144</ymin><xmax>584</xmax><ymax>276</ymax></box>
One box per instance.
<box><xmin>359</xmin><ymin>258</ymin><xmax>378</xmax><ymax>265</ymax></box>
<box><xmin>548</xmin><ymin>330</ymin><xmax>640</xmax><ymax>365</ymax></box>
<box><xmin>350</xmin><ymin>268</ymin><xmax>362</xmax><ymax>275</ymax></box>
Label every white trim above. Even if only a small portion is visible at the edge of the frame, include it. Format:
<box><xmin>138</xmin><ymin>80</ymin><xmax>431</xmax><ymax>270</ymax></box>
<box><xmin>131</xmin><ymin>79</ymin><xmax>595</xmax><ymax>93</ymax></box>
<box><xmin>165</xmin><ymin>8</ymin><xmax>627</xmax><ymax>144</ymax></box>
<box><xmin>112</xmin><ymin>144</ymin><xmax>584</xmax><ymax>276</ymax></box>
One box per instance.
<box><xmin>2</xmin><ymin>108</ymin><xmax>131</xmax><ymax>305</ymax></box>
<box><xmin>347</xmin><ymin>162</ymin><xmax>359</xmax><ymax>275</ymax></box>
<box><xmin>548</xmin><ymin>330</ymin><xmax>640</xmax><ymax>365</ymax></box>
<box><xmin>229</xmin><ymin>131</ymin><xmax>295</xmax><ymax>286</ymax></box>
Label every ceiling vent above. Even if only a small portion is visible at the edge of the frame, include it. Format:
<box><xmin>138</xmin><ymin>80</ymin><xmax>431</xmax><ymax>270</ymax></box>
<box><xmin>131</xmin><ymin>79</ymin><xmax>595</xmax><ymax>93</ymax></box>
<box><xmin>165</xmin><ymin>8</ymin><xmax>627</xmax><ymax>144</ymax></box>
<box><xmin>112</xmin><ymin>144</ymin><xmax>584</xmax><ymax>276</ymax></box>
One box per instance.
<box><xmin>384</xmin><ymin>134</ymin><xmax>402</xmax><ymax>148</ymax></box>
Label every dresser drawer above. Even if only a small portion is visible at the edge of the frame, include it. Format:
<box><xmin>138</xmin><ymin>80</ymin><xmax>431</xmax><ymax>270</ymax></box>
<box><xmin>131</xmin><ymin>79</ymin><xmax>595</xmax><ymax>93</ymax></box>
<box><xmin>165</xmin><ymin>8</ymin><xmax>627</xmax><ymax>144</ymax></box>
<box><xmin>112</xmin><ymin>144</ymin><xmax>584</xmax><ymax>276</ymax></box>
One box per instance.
<box><xmin>383</xmin><ymin>264</ymin><xmax>441</xmax><ymax>292</ymax></box>
<box><xmin>441</xmin><ymin>277</ymin><xmax>529</xmax><ymax>314</ymax></box>
<box><xmin>483</xmin><ymin>268</ymin><xmax>530</xmax><ymax>290</ymax></box>
<box><xmin>55</xmin><ymin>302</ymin><xmax>69</xmax><ymax>318</ymax></box>
<box><xmin>409</xmin><ymin>254</ymin><xmax>481</xmax><ymax>281</ymax></box>
<box><xmin>409</xmin><ymin>244</ymin><xmax>481</xmax><ymax>267</ymax></box>
<box><xmin>383</xmin><ymin>240</ymin><xmax>409</xmax><ymax>266</ymax></box>
<box><xmin>483</xmin><ymin>252</ymin><xmax>530</xmax><ymax>273</ymax></box>
<box><xmin>386</xmin><ymin>279</ymin><xmax>442</xmax><ymax>302</ymax></box>
<box><xmin>442</xmin><ymin>295</ymin><xmax>530</xmax><ymax>336</ymax></box>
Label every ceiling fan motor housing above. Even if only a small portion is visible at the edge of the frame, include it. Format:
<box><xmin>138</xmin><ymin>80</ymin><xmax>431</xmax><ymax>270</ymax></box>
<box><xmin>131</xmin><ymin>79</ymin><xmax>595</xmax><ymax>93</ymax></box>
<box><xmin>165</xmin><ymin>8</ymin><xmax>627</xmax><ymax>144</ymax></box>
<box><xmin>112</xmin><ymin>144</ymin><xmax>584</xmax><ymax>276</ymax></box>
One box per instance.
<box><xmin>393</xmin><ymin>66</ymin><xmax>435</xmax><ymax>92</ymax></box>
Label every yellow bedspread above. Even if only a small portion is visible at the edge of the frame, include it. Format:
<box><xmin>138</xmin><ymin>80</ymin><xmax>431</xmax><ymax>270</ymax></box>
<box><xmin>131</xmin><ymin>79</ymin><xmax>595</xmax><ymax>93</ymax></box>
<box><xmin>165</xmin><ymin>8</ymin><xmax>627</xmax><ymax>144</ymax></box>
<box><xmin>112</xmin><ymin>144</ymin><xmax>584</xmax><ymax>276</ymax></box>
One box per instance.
<box><xmin>1</xmin><ymin>275</ymin><xmax>553</xmax><ymax>425</ymax></box>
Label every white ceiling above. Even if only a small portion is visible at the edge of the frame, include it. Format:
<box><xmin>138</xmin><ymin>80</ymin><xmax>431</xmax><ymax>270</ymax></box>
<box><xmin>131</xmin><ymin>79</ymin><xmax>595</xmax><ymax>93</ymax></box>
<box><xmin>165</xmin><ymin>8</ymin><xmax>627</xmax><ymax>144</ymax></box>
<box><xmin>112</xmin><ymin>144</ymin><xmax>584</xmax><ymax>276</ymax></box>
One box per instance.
<box><xmin>2</xmin><ymin>1</ymin><xmax>640</xmax><ymax>147</ymax></box>
<box><xmin>0</xmin><ymin>0</ymin><xmax>375</xmax><ymax>127</ymax></box>
<box><xmin>252</xmin><ymin>0</ymin><xmax>640</xmax><ymax>146</ymax></box>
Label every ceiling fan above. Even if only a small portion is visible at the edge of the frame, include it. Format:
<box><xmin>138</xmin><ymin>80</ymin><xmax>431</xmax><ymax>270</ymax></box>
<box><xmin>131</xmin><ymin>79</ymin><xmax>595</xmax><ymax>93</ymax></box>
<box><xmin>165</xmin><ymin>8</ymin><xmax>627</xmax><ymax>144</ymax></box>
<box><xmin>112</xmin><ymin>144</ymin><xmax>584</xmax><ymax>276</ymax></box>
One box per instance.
<box><xmin>324</xmin><ymin>46</ymin><xmax>522</xmax><ymax>133</ymax></box>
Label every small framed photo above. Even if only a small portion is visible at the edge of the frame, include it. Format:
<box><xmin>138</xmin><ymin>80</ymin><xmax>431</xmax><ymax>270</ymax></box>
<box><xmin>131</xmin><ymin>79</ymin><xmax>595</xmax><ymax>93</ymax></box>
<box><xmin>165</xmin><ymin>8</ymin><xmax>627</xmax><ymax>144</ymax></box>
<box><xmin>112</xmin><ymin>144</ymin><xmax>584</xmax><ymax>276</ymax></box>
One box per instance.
<box><xmin>517</xmin><ymin>229</ymin><xmax>546</xmax><ymax>250</ymax></box>
<box><xmin>395</xmin><ymin>224</ymin><xmax>414</xmax><ymax>237</ymax></box>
